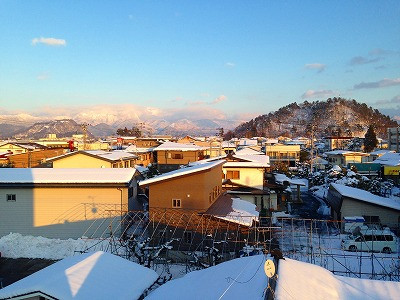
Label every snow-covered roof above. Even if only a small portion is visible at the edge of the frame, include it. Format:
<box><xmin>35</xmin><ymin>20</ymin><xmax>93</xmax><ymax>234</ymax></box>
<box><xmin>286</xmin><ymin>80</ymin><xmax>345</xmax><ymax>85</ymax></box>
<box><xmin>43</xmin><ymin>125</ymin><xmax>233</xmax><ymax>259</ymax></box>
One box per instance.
<box><xmin>237</xmin><ymin>138</ymin><xmax>258</xmax><ymax>146</ymax></box>
<box><xmin>324</xmin><ymin>150</ymin><xmax>368</xmax><ymax>156</ymax></box>
<box><xmin>221</xmin><ymin>141</ymin><xmax>236</xmax><ymax>148</ymax></box>
<box><xmin>274</xmin><ymin>173</ymin><xmax>306</xmax><ymax>186</ymax></box>
<box><xmin>369</xmin><ymin>149</ymin><xmax>395</xmax><ymax>156</ymax></box>
<box><xmin>47</xmin><ymin>150</ymin><xmax>138</xmax><ymax>163</ymax></box>
<box><xmin>235</xmin><ymin>147</ymin><xmax>263</xmax><ymax>155</ymax></box>
<box><xmin>285</xmin><ymin>140</ymin><xmax>306</xmax><ymax>145</ymax></box>
<box><xmin>215</xmin><ymin>197</ymin><xmax>259</xmax><ymax>226</ymax></box>
<box><xmin>188</xmin><ymin>156</ymin><xmax>227</xmax><ymax>166</ymax></box>
<box><xmin>94</xmin><ymin>150</ymin><xmax>138</xmax><ymax>161</ymax></box>
<box><xmin>224</xmin><ymin>160</ymin><xmax>270</xmax><ymax>168</ymax></box>
<box><xmin>331</xmin><ymin>183</ymin><xmax>400</xmax><ymax>211</ymax></box>
<box><xmin>275</xmin><ymin>258</ymin><xmax>400</xmax><ymax>300</ymax></box>
<box><xmin>139</xmin><ymin>160</ymin><xmax>225</xmax><ymax>186</ymax></box>
<box><xmin>233</xmin><ymin>154</ymin><xmax>269</xmax><ymax>164</ymax></box>
<box><xmin>125</xmin><ymin>145</ymin><xmax>155</xmax><ymax>153</ymax></box>
<box><xmin>0</xmin><ymin>168</ymin><xmax>137</xmax><ymax>184</ymax></box>
<box><xmin>373</xmin><ymin>152</ymin><xmax>400</xmax><ymax>166</ymax></box>
<box><xmin>153</xmin><ymin>141</ymin><xmax>205</xmax><ymax>151</ymax></box>
<box><xmin>146</xmin><ymin>255</ymin><xmax>267</xmax><ymax>300</ymax></box>
<box><xmin>0</xmin><ymin>251</ymin><xmax>158</xmax><ymax>300</ymax></box>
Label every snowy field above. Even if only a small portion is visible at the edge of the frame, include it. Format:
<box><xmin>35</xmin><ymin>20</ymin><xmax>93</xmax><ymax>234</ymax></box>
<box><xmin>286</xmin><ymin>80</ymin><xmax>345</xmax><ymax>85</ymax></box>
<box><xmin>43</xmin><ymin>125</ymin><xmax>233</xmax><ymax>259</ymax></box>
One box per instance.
<box><xmin>1</xmin><ymin>232</ymin><xmax>399</xmax><ymax>299</ymax></box>
<box><xmin>275</xmin><ymin>218</ymin><xmax>400</xmax><ymax>280</ymax></box>
<box><xmin>0</xmin><ymin>233</ymin><xmax>108</xmax><ymax>260</ymax></box>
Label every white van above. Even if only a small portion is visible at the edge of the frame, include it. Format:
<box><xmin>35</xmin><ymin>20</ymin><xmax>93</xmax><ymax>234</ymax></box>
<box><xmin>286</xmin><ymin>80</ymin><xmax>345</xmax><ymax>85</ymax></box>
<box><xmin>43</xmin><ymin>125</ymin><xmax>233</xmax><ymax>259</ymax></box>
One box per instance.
<box><xmin>341</xmin><ymin>228</ymin><xmax>398</xmax><ymax>254</ymax></box>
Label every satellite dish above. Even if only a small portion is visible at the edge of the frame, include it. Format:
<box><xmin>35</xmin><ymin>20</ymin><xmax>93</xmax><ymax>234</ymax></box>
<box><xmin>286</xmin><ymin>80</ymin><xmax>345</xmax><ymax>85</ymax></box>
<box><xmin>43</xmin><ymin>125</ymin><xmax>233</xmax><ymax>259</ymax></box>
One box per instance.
<box><xmin>264</xmin><ymin>259</ymin><xmax>276</xmax><ymax>278</ymax></box>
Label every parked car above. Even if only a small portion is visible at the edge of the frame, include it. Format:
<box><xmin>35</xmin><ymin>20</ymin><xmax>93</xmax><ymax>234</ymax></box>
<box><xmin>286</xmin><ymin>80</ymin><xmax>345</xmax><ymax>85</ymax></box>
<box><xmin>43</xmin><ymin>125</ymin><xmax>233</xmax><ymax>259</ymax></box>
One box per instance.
<box><xmin>341</xmin><ymin>228</ymin><xmax>397</xmax><ymax>254</ymax></box>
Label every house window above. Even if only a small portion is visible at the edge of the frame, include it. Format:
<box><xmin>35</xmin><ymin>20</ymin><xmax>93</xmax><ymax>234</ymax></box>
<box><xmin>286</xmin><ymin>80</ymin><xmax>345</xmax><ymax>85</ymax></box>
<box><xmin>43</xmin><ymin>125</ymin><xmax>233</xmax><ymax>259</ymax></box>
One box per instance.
<box><xmin>124</xmin><ymin>161</ymin><xmax>129</xmax><ymax>168</ymax></box>
<box><xmin>7</xmin><ymin>194</ymin><xmax>16</xmax><ymax>202</ymax></box>
<box><xmin>226</xmin><ymin>170</ymin><xmax>240</xmax><ymax>179</ymax></box>
<box><xmin>172</xmin><ymin>199</ymin><xmax>181</xmax><ymax>208</ymax></box>
<box><xmin>183</xmin><ymin>231</ymin><xmax>193</xmax><ymax>243</ymax></box>
<box><xmin>173</xmin><ymin>153</ymin><xmax>183</xmax><ymax>159</ymax></box>
<box><xmin>128</xmin><ymin>187</ymin><xmax>134</xmax><ymax>198</ymax></box>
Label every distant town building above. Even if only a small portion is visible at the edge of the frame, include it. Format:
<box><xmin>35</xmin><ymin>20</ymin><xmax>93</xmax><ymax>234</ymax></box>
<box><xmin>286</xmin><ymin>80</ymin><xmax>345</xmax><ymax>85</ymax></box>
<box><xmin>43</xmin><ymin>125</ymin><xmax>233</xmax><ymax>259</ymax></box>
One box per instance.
<box><xmin>265</xmin><ymin>144</ymin><xmax>300</xmax><ymax>167</ymax></box>
<box><xmin>387</xmin><ymin>127</ymin><xmax>400</xmax><ymax>152</ymax></box>
<box><xmin>47</xmin><ymin>150</ymin><xmax>139</xmax><ymax>168</ymax></box>
<box><xmin>322</xmin><ymin>136</ymin><xmax>354</xmax><ymax>150</ymax></box>
<box><xmin>323</xmin><ymin>150</ymin><xmax>369</xmax><ymax>167</ymax></box>
<box><xmin>153</xmin><ymin>141</ymin><xmax>205</xmax><ymax>173</ymax></box>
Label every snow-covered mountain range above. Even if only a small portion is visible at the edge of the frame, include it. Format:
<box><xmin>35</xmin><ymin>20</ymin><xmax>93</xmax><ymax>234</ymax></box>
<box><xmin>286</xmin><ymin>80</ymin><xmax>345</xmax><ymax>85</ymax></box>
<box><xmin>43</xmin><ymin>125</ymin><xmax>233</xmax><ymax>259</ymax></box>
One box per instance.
<box><xmin>0</xmin><ymin>112</ymin><xmax>240</xmax><ymax>138</ymax></box>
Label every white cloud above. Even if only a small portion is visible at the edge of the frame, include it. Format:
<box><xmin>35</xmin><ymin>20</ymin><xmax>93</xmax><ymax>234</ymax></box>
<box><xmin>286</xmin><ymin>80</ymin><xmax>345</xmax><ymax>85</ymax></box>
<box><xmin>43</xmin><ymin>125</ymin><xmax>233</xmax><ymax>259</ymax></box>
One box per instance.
<box><xmin>372</xmin><ymin>95</ymin><xmax>400</xmax><ymax>106</ymax></box>
<box><xmin>210</xmin><ymin>95</ymin><xmax>227</xmax><ymax>104</ymax></box>
<box><xmin>32</xmin><ymin>37</ymin><xmax>66</xmax><ymax>46</ymax></box>
<box><xmin>301</xmin><ymin>89</ymin><xmax>335</xmax><ymax>99</ymax></box>
<box><xmin>225</xmin><ymin>62</ymin><xmax>235</xmax><ymax>68</ymax></box>
<box><xmin>353</xmin><ymin>78</ymin><xmax>400</xmax><ymax>89</ymax></box>
<box><xmin>37</xmin><ymin>72</ymin><xmax>50</xmax><ymax>80</ymax></box>
<box><xmin>304</xmin><ymin>63</ymin><xmax>326</xmax><ymax>73</ymax></box>
<box><xmin>348</xmin><ymin>56</ymin><xmax>380</xmax><ymax>65</ymax></box>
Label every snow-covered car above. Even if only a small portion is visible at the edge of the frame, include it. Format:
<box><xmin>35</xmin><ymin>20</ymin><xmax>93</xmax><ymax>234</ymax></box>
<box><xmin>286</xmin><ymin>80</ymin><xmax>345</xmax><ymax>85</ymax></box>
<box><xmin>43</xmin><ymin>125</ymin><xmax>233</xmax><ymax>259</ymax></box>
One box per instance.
<box><xmin>341</xmin><ymin>229</ymin><xmax>397</xmax><ymax>254</ymax></box>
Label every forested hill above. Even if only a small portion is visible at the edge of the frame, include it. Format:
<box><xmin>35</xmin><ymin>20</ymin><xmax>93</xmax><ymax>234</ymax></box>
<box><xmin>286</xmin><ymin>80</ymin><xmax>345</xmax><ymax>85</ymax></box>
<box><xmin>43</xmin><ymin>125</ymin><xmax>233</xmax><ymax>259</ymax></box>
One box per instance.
<box><xmin>232</xmin><ymin>98</ymin><xmax>398</xmax><ymax>139</ymax></box>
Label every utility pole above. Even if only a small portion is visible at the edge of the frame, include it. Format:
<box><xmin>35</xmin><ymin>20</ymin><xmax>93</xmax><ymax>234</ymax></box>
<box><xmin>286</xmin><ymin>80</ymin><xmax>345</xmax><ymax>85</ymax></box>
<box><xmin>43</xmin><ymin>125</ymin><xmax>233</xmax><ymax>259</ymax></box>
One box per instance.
<box><xmin>136</xmin><ymin>122</ymin><xmax>144</xmax><ymax>137</ymax></box>
<box><xmin>310</xmin><ymin>125</ymin><xmax>314</xmax><ymax>175</ymax></box>
<box><xmin>81</xmin><ymin>123</ymin><xmax>90</xmax><ymax>150</ymax></box>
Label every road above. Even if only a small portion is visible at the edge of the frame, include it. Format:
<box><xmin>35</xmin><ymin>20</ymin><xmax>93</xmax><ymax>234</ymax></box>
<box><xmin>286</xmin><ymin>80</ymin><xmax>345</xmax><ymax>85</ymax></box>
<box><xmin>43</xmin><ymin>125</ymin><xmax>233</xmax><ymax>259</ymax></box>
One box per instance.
<box><xmin>291</xmin><ymin>191</ymin><xmax>331</xmax><ymax>220</ymax></box>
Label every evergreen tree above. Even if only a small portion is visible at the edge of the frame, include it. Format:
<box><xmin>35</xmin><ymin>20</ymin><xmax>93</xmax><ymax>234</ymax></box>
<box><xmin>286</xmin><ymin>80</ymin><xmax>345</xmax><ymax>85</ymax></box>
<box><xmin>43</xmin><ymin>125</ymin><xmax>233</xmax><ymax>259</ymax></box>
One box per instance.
<box><xmin>364</xmin><ymin>125</ymin><xmax>378</xmax><ymax>152</ymax></box>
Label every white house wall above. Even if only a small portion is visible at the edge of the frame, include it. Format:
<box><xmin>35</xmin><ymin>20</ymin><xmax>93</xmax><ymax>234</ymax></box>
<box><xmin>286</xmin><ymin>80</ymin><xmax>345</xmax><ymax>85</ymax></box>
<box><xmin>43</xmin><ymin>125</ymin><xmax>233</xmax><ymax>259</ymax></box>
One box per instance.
<box><xmin>223</xmin><ymin>167</ymin><xmax>264</xmax><ymax>189</ymax></box>
<box><xmin>341</xmin><ymin>198</ymin><xmax>400</xmax><ymax>227</ymax></box>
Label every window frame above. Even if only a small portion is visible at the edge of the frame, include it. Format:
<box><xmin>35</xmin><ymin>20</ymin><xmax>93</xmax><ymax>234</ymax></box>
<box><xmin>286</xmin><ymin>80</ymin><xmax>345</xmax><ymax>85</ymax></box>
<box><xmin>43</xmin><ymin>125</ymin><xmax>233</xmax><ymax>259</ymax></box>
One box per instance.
<box><xmin>6</xmin><ymin>194</ymin><xmax>16</xmax><ymax>202</ymax></box>
<box><xmin>183</xmin><ymin>231</ymin><xmax>193</xmax><ymax>243</ymax></box>
<box><xmin>172</xmin><ymin>198</ymin><xmax>182</xmax><ymax>208</ymax></box>
<box><xmin>226</xmin><ymin>170</ymin><xmax>240</xmax><ymax>179</ymax></box>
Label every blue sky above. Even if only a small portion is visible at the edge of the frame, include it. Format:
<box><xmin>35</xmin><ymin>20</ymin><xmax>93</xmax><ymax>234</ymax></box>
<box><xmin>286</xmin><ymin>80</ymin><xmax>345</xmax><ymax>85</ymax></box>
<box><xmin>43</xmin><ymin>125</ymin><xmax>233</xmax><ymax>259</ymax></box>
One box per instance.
<box><xmin>0</xmin><ymin>1</ymin><xmax>399</xmax><ymax>122</ymax></box>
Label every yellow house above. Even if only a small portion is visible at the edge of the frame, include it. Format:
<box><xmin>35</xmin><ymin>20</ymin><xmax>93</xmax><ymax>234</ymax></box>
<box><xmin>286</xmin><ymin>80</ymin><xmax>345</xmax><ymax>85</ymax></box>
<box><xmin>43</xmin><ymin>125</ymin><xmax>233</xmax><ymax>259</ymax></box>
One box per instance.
<box><xmin>223</xmin><ymin>153</ymin><xmax>270</xmax><ymax>190</ymax></box>
<box><xmin>265</xmin><ymin>144</ymin><xmax>300</xmax><ymax>167</ymax></box>
<box><xmin>177</xmin><ymin>137</ymin><xmax>223</xmax><ymax>158</ymax></box>
<box><xmin>0</xmin><ymin>168</ymin><xmax>138</xmax><ymax>239</ymax></box>
<box><xmin>0</xmin><ymin>142</ymin><xmax>46</xmax><ymax>155</ymax></box>
<box><xmin>139</xmin><ymin>160</ymin><xmax>225</xmax><ymax>211</ymax></box>
<box><xmin>124</xmin><ymin>145</ymin><xmax>155</xmax><ymax>167</ymax></box>
<box><xmin>324</xmin><ymin>150</ymin><xmax>370</xmax><ymax>167</ymax></box>
<box><xmin>48</xmin><ymin>150</ymin><xmax>139</xmax><ymax>168</ymax></box>
<box><xmin>153</xmin><ymin>141</ymin><xmax>205</xmax><ymax>173</ymax></box>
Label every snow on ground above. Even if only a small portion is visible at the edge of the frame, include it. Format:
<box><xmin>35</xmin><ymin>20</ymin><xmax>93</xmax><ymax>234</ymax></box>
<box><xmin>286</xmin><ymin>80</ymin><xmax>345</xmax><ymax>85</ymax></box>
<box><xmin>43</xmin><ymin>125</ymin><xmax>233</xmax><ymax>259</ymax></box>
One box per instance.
<box><xmin>0</xmin><ymin>233</ymin><xmax>106</xmax><ymax>260</ymax></box>
<box><xmin>275</xmin><ymin>258</ymin><xmax>400</xmax><ymax>300</ymax></box>
<box><xmin>0</xmin><ymin>251</ymin><xmax>158</xmax><ymax>300</ymax></box>
<box><xmin>275</xmin><ymin>219</ymin><xmax>400</xmax><ymax>280</ymax></box>
<box><xmin>146</xmin><ymin>255</ymin><xmax>268</xmax><ymax>300</ymax></box>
